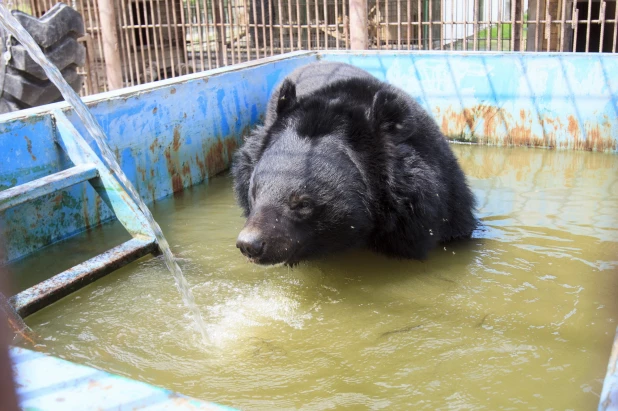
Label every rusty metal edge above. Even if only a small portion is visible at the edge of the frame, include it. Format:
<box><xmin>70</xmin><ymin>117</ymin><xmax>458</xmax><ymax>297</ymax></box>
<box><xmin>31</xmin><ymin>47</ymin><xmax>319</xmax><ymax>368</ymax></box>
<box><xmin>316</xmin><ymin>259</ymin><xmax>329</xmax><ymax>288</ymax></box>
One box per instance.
<box><xmin>0</xmin><ymin>163</ymin><xmax>98</xmax><ymax>213</ymax></box>
<box><xmin>10</xmin><ymin>237</ymin><xmax>157</xmax><ymax>318</ymax></box>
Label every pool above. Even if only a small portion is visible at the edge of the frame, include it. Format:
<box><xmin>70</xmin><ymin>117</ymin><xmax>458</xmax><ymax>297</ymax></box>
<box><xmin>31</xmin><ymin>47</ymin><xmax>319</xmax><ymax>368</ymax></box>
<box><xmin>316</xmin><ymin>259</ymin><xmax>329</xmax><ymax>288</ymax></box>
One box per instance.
<box><xmin>1</xmin><ymin>51</ymin><xmax>617</xmax><ymax>409</ymax></box>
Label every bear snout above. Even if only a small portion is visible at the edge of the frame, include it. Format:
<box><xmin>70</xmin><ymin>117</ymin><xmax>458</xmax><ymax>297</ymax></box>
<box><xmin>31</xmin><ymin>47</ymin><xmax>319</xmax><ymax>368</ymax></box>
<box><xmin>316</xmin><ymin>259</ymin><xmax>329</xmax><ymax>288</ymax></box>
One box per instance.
<box><xmin>236</xmin><ymin>209</ymin><xmax>301</xmax><ymax>265</ymax></box>
<box><xmin>236</xmin><ymin>227</ymin><xmax>266</xmax><ymax>260</ymax></box>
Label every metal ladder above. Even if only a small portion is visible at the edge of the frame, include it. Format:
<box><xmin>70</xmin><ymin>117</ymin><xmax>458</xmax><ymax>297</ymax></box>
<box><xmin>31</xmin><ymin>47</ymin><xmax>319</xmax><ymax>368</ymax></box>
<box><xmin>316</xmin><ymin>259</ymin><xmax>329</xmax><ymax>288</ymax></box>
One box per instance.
<box><xmin>1</xmin><ymin>110</ymin><xmax>158</xmax><ymax>317</ymax></box>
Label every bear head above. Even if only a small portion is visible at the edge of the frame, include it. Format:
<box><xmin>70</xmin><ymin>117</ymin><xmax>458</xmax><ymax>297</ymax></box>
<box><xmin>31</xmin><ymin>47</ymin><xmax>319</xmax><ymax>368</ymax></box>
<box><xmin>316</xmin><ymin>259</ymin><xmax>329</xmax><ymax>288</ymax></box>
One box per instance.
<box><xmin>230</xmin><ymin>78</ymin><xmax>403</xmax><ymax>265</ymax></box>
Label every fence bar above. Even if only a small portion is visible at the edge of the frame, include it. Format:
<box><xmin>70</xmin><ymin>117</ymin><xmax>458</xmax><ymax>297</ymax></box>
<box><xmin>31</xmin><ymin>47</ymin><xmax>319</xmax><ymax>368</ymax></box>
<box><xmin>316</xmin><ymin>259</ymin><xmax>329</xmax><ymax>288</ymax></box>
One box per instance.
<box><xmin>267</xmin><ymin>0</ymin><xmax>274</xmax><ymax>54</ymax></box>
<box><xmin>613</xmin><ymin>0</ymin><xmax>618</xmax><ymax>52</ymax></box>
<box><xmin>227</xmin><ymin>0</ymin><xmax>235</xmax><ymax>64</ymax></box>
<box><xmin>260</xmin><ymin>0</ymin><xmax>268</xmax><ymax>55</ymax></box>
<box><xmin>193</xmin><ymin>0</ymin><xmax>208</xmax><ymax>70</ymax></box>
<box><xmin>126</xmin><ymin>0</ymin><xmax>145</xmax><ymax>82</ymax></box>
<box><xmin>155</xmin><ymin>0</ymin><xmax>168</xmax><ymax>79</ymax></box>
<box><xmin>236</xmin><ymin>0</ymin><xmax>243</xmax><ymax>62</ymax></box>
<box><xmin>250</xmin><ymin>0</ymin><xmax>260</xmax><ymax>58</ymax></box>
<box><xmin>184</xmin><ymin>0</ymin><xmax>197</xmax><ymax>71</ymax></box>
<box><xmin>243</xmin><ymin>0</ymin><xmax>252</xmax><ymax>60</ymax></box>
<box><xmin>148</xmin><ymin>0</ymin><xmax>162</xmax><ymax>79</ymax></box>
<box><xmin>497</xmin><ymin>0</ymin><xmax>502</xmax><ymax>50</ymax></box>
<box><xmin>572</xmin><ymin>2</ymin><xmax>579</xmax><ymax>52</ymax></box>
<box><xmin>450</xmin><ymin>0</ymin><xmax>455</xmax><ymax>50</ymax></box>
<box><xmin>91</xmin><ymin>0</ymin><xmax>106</xmax><ymax>89</ymax></box>
<box><xmin>335</xmin><ymin>0</ymin><xmax>340</xmax><ymax>49</ymax></box>
<box><xmin>519</xmin><ymin>0</ymin><xmax>525</xmax><ymax>51</ymax></box>
<box><xmin>429</xmin><ymin>0</ymin><xmax>433</xmax><ymax>49</ymax></box>
<box><xmin>440</xmin><ymin>0</ymin><xmax>445</xmax><ymax>50</ymax></box>
<box><xmin>385</xmin><ymin>0</ymin><xmax>390</xmax><ymax>49</ymax></box>
<box><xmin>306</xmin><ymin>0</ymin><xmax>312</xmax><ymax>49</ymax></box>
<box><xmin>559</xmin><ymin>0</ymin><xmax>566</xmax><ymax>51</ymax></box>
<box><xmin>162</xmin><ymin>0</ymin><xmax>175</xmax><ymax>77</ymax></box>
<box><xmin>343</xmin><ymin>0</ymin><xmax>349</xmax><ymax>48</ymax></box>
<box><xmin>407</xmin><ymin>0</ymin><xmax>411</xmax><ymax>49</ymax></box>
<box><xmin>277</xmin><ymin>0</ymin><xmax>283</xmax><ymax>52</ymax></box>
<box><xmin>314</xmin><ymin>0</ymin><xmax>320</xmax><ymax>49</ymax></box>
<box><xmin>417</xmin><ymin>0</ymin><xmax>422</xmax><ymax>48</ymax></box>
<box><xmin>288</xmin><ymin>0</ymin><xmax>294</xmax><ymax>51</ymax></box>
<box><xmin>138</xmin><ymin>0</ymin><xmax>155</xmax><ymax>81</ymax></box>
<box><xmin>377</xmin><ymin>0</ymin><xmax>382</xmax><ymax>49</ymax></box>
<box><xmin>585</xmin><ymin>0</ymin><xmax>592</xmax><ymax>51</ymax></box>
<box><xmin>599</xmin><ymin>1</ymin><xmax>606</xmax><ymax>52</ymax></box>
<box><xmin>296</xmin><ymin>0</ymin><xmax>302</xmax><ymax>50</ymax></box>
<box><xmin>115</xmin><ymin>0</ymin><xmax>132</xmax><ymax>86</ymax></box>
<box><xmin>545</xmin><ymin>0</ymin><xmax>551</xmax><ymax>51</ymax></box>
<box><xmin>397</xmin><ymin>0</ymin><xmax>401</xmax><ymax>48</ymax></box>
<box><xmin>218</xmin><ymin>0</ymin><xmax>228</xmax><ymax>64</ymax></box>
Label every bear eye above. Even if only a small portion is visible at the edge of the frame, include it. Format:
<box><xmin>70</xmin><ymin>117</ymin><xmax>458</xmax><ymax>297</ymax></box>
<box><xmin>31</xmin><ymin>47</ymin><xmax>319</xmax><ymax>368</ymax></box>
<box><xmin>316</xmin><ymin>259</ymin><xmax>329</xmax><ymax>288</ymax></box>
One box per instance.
<box><xmin>289</xmin><ymin>195</ymin><xmax>313</xmax><ymax>212</ymax></box>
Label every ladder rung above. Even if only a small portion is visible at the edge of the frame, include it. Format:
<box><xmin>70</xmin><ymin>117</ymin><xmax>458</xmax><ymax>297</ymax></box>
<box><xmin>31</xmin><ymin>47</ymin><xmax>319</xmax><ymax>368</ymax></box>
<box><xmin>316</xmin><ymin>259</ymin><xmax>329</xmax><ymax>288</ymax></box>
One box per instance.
<box><xmin>10</xmin><ymin>237</ymin><xmax>158</xmax><ymax>317</ymax></box>
<box><xmin>0</xmin><ymin>164</ymin><xmax>99</xmax><ymax>212</ymax></box>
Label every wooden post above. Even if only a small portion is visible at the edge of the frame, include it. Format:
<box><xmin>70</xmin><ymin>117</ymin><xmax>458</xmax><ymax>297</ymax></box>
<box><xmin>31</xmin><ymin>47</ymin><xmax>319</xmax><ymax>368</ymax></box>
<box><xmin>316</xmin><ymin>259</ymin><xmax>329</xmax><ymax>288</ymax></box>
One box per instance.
<box><xmin>97</xmin><ymin>0</ymin><xmax>123</xmax><ymax>90</ymax></box>
<box><xmin>349</xmin><ymin>0</ymin><xmax>368</xmax><ymax>49</ymax></box>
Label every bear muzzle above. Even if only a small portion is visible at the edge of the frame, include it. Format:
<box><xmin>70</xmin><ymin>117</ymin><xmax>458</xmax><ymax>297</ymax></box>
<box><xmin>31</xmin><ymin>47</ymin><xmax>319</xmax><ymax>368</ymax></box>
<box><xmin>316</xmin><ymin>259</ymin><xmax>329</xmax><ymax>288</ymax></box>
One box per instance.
<box><xmin>236</xmin><ymin>227</ymin><xmax>266</xmax><ymax>260</ymax></box>
<box><xmin>236</xmin><ymin>218</ymin><xmax>300</xmax><ymax>265</ymax></box>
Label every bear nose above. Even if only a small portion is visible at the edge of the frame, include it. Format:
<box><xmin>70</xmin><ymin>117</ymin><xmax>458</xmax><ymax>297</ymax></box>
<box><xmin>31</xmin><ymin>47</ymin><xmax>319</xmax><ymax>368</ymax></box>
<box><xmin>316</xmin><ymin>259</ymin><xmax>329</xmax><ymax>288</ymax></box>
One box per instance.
<box><xmin>236</xmin><ymin>228</ymin><xmax>265</xmax><ymax>259</ymax></box>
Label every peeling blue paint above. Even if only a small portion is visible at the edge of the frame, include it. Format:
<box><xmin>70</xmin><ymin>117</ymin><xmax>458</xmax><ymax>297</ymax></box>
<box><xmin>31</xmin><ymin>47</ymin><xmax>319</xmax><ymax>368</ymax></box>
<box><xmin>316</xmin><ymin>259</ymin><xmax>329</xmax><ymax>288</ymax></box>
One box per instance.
<box><xmin>0</xmin><ymin>53</ymin><xmax>316</xmax><ymax>264</ymax></box>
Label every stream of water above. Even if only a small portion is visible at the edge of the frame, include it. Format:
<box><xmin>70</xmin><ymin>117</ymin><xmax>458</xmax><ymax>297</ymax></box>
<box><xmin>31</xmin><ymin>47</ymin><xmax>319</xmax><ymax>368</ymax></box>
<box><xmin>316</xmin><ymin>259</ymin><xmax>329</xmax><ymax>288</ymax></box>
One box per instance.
<box><xmin>0</xmin><ymin>4</ymin><xmax>210</xmax><ymax>344</ymax></box>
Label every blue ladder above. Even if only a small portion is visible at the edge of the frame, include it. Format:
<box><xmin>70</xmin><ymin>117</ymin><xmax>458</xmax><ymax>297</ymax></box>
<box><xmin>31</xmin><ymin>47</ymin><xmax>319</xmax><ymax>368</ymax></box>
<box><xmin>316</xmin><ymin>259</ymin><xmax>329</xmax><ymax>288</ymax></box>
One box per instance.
<box><xmin>6</xmin><ymin>110</ymin><xmax>158</xmax><ymax>317</ymax></box>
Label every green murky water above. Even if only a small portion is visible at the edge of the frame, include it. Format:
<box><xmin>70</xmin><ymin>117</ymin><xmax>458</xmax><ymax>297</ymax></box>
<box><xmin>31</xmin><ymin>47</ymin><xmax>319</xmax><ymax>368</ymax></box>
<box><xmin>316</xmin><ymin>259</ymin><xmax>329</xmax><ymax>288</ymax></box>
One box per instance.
<box><xmin>14</xmin><ymin>145</ymin><xmax>618</xmax><ymax>410</ymax></box>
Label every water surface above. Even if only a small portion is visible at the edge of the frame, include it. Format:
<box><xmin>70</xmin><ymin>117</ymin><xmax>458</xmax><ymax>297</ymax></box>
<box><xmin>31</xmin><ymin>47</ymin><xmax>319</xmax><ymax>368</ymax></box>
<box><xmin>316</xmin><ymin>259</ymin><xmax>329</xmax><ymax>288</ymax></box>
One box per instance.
<box><xmin>17</xmin><ymin>145</ymin><xmax>618</xmax><ymax>410</ymax></box>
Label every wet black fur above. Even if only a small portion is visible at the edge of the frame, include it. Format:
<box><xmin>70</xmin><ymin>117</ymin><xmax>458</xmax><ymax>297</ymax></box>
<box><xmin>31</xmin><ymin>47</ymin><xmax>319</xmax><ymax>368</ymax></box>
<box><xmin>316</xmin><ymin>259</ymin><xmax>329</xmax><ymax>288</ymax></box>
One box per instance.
<box><xmin>232</xmin><ymin>62</ymin><xmax>477</xmax><ymax>264</ymax></box>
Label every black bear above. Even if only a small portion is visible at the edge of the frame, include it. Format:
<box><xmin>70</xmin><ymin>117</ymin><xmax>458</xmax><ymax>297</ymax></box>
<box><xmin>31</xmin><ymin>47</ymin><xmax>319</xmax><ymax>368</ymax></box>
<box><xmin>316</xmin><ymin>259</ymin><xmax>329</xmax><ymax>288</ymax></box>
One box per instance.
<box><xmin>231</xmin><ymin>61</ymin><xmax>477</xmax><ymax>266</ymax></box>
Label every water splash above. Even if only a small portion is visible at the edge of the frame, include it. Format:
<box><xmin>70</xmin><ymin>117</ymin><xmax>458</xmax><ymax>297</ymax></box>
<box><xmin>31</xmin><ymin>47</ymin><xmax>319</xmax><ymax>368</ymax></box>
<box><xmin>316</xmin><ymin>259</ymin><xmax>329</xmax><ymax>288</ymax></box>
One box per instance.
<box><xmin>0</xmin><ymin>5</ymin><xmax>210</xmax><ymax>344</ymax></box>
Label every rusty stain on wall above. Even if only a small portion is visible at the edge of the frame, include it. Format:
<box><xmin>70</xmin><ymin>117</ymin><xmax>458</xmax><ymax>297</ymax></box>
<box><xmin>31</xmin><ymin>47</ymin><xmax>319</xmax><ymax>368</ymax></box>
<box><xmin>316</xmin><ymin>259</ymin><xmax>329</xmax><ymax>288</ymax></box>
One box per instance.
<box><xmin>94</xmin><ymin>195</ymin><xmax>102</xmax><ymax>227</ymax></box>
<box><xmin>438</xmin><ymin>104</ymin><xmax>617</xmax><ymax>152</ymax></box>
<box><xmin>172</xmin><ymin>129</ymin><xmax>182</xmax><ymax>151</ymax></box>
<box><xmin>149</xmin><ymin>138</ymin><xmax>159</xmax><ymax>154</ymax></box>
<box><xmin>202</xmin><ymin>137</ymin><xmax>238</xmax><ymax>178</ymax></box>
<box><xmin>162</xmin><ymin>126</ymin><xmax>183</xmax><ymax>193</ymax></box>
<box><xmin>162</xmin><ymin>126</ymin><xmax>240</xmax><ymax>195</ymax></box>
<box><xmin>82</xmin><ymin>185</ymin><xmax>90</xmax><ymax>230</ymax></box>
<box><xmin>195</xmin><ymin>154</ymin><xmax>207</xmax><ymax>181</ymax></box>
<box><xmin>23</xmin><ymin>136</ymin><xmax>36</xmax><ymax>161</ymax></box>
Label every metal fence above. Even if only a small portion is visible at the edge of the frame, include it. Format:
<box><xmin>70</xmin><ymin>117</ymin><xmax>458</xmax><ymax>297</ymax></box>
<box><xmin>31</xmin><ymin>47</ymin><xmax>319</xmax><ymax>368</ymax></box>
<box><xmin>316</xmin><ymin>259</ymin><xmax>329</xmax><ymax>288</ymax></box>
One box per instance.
<box><xmin>11</xmin><ymin>0</ymin><xmax>618</xmax><ymax>94</ymax></box>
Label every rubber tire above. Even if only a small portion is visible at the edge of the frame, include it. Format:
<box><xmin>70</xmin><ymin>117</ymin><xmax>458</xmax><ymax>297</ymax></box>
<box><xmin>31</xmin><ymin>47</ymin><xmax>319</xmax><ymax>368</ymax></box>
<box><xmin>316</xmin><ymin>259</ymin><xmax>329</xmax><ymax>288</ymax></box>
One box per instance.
<box><xmin>0</xmin><ymin>3</ymin><xmax>86</xmax><ymax>115</ymax></box>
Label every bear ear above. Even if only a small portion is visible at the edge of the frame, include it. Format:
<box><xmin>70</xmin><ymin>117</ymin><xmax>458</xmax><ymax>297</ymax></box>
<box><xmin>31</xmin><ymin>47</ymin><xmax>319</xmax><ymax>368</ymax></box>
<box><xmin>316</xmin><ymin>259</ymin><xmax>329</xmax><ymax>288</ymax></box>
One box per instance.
<box><xmin>369</xmin><ymin>89</ymin><xmax>406</xmax><ymax>135</ymax></box>
<box><xmin>276</xmin><ymin>79</ymin><xmax>297</xmax><ymax>114</ymax></box>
